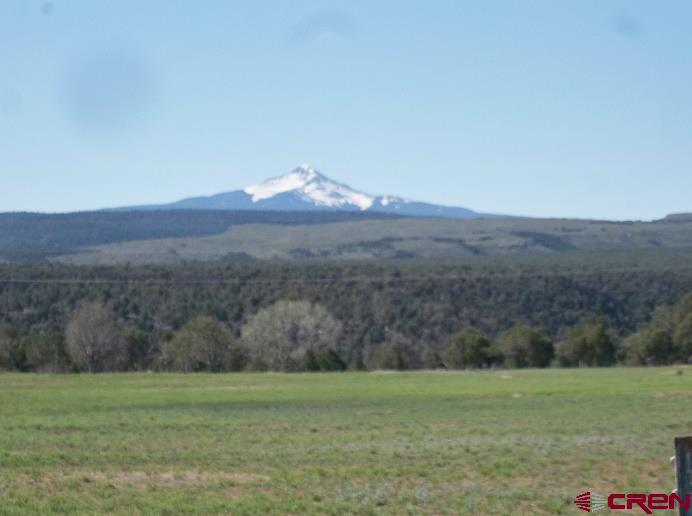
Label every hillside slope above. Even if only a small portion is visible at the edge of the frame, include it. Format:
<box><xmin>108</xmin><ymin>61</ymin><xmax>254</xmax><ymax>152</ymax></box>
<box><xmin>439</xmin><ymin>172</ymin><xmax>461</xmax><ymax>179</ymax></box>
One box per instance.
<box><xmin>55</xmin><ymin>216</ymin><xmax>692</xmax><ymax>265</ymax></box>
<box><xmin>0</xmin><ymin>210</ymin><xmax>403</xmax><ymax>262</ymax></box>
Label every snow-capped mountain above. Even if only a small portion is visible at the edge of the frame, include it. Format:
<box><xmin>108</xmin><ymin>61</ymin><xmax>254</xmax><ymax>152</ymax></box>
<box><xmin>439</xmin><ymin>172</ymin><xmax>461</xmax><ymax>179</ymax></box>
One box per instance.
<box><xmin>244</xmin><ymin>165</ymin><xmax>378</xmax><ymax>210</ymax></box>
<box><xmin>114</xmin><ymin>164</ymin><xmax>491</xmax><ymax>219</ymax></box>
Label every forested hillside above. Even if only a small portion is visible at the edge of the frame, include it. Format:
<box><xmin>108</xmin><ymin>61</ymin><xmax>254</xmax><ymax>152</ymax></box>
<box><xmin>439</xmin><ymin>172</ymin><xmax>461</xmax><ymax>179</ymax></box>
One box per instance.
<box><xmin>2</xmin><ymin>260</ymin><xmax>692</xmax><ymax>372</ymax></box>
<box><xmin>2</xmin><ymin>210</ymin><xmax>692</xmax><ymax>264</ymax></box>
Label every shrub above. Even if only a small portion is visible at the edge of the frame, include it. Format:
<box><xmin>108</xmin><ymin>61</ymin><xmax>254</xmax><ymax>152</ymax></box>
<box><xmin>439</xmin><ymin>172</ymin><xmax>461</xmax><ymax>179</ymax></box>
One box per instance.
<box><xmin>555</xmin><ymin>319</ymin><xmax>615</xmax><ymax>367</ymax></box>
<box><xmin>496</xmin><ymin>325</ymin><xmax>554</xmax><ymax>368</ymax></box>
<box><xmin>443</xmin><ymin>328</ymin><xmax>491</xmax><ymax>369</ymax></box>
<box><xmin>168</xmin><ymin>316</ymin><xmax>242</xmax><ymax>372</ymax></box>
<box><xmin>0</xmin><ymin>325</ymin><xmax>25</xmax><ymax>372</ymax></box>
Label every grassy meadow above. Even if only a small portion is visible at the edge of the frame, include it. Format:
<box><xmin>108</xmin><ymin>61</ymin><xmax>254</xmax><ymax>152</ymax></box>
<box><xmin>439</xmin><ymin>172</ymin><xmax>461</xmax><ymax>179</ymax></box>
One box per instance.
<box><xmin>0</xmin><ymin>368</ymin><xmax>690</xmax><ymax>514</ymax></box>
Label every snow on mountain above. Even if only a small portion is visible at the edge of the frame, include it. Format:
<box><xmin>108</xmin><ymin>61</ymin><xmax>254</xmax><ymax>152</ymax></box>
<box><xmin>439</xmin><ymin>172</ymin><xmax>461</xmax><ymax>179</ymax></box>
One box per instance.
<box><xmin>244</xmin><ymin>164</ymin><xmax>376</xmax><ymax>210</ymax></box>
<box><xmin>111</xmin><ymin>164</ymin><xmax>494</xmax><ymax>219</ymax></box>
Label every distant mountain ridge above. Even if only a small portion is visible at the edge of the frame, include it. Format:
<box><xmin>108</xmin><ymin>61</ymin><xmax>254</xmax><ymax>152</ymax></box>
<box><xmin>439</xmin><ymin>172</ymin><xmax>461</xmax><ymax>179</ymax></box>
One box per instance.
<box><xmin>112</xmin><ymin>164</ymin><xmax>492</xmax><ymax>219</ymax></box>
<box><xmin>662</xmin><ymin>213</ymin><xmax>692</xmax><ymax>223</ymax></box>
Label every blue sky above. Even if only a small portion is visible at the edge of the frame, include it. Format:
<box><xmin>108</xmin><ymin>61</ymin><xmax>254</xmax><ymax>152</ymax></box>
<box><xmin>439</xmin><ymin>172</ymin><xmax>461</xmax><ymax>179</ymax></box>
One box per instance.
<box><xmin>1</xmin><ymin>0</ymin><xmax>691</xmax><ymax>219</ymax></box>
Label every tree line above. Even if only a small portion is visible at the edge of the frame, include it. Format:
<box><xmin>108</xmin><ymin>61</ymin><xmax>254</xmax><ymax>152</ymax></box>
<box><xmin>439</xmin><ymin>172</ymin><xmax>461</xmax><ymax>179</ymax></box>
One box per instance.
<box><xmin>3</xmin><ymin>263</ymin><xmax>692</xmax><ymax>340</ymax></box>
<box><xmin>2</xmin><ymin>292</ymin><xmax>691</xmax><ymax>373</ymax></box>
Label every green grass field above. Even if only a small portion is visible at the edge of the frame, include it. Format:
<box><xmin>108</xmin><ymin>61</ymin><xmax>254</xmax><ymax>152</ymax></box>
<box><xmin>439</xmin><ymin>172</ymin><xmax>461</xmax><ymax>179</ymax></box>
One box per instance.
<box><xmin>1</xmin><ymin>368</ymin><xmax>690</xmax><ymax>514</ymax></box>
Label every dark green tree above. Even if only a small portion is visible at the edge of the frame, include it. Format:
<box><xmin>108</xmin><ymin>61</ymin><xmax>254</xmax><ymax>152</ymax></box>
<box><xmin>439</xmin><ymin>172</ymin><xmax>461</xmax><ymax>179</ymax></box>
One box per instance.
<box><xmin>23</xmin><ymin>331</ymin><xmax>70</xmax><ymax>373</ymax></box>
<box><xmin>126</xmin><ymin>329</ymin><xmax>152</xmax><ymax>371</ymax></box>
<box><xmin>168</xmin><ymin>316</ymin><xmax>241</xmax><ymax>372</ymax></box>
<box><xmin>673</xmin><ymin>314</ymin><xmax>692</xmax><ymax>363</ymax></box>
<box><xmin>0</xmin><ymin>325</ymin><xmax>26</xmax><ymax>371</ymax></box>
<box><xmin>496</xmin><ymin>325</ymin><xmax>554</xmax><ymax>368</ymax></box>
<box><xmin>443</xmin><ymin>328</ymin><xmax>491</xmax><ymax>369</ymax></box>
<box><xmin>421</xmin><ymin>344</ymin><xmax>444</xmax><ymax>369</ymax></box>
<box><xmin>555</xmin><ymin>319</ymin><xmax>615</xmax><ymax>367</ymax></box>
<box><xmin>317</xmin><ymin>349</ymin><xmax>347</xmax><ymax>371</ymax></box>
<box><xmin>642</xmin><ymin>329</ymin><xmax>675</xmax><ymax>365</ymax></box>
<box><xmin>304</xmin><ymin>349</ymin><xmax>321</xmax><ymax>371</ymax></box>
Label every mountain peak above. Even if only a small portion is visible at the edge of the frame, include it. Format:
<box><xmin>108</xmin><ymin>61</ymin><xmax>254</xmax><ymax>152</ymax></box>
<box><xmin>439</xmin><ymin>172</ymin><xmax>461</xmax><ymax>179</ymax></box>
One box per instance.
<box><xmin>244</xmin><ymin>164</ymin><xmax>375</xmax><ymax>210</ymax></box>
<box><xmin>294</xmin><ymin>163</ymin><xmax>321</xmax><ymax>180</ymax></box>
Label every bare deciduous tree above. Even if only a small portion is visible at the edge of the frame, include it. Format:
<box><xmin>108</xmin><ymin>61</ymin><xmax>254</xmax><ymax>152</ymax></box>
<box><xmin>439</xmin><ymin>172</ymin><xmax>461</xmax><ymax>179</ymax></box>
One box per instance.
<box><xmin>242</xmin><ymin>300</ymin><xmax>342</xmax><ymax>371</ymax></box>
<box><xmin>65</xmin><ymin>302</ymin><xmax>127</xmax><ymax>373</ymax></box>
